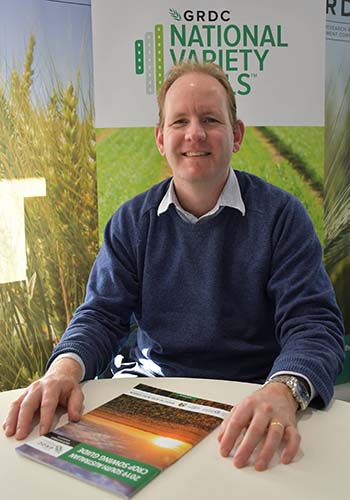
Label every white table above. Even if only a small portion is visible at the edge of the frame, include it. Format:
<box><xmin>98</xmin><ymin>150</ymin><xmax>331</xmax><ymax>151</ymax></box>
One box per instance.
<box><xmin>1</xmin><ymin>377</ymin><xmax>349</xmax><ymax>500</ymax></box>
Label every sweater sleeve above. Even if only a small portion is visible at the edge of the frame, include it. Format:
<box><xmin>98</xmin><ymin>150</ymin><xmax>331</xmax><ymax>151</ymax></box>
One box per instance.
<box><xmin>266</xmin><ymin>196</ymin><xmax>345</xmax><ymax>407</ymax></box>
<box><xmin>47</xmin><ymin>206</ymin><xmax>140</xmax><ymax>379</ymax></box>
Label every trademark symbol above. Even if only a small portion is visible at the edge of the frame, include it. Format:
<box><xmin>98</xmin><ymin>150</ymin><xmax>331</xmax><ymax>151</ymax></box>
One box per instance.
<box><xmin>250</xmin><ymin>73</ymin><xmax>258</xmax><ymax>78</ymax></box>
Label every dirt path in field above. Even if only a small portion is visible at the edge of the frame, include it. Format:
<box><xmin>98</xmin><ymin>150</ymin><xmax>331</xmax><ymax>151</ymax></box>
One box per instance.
<box><xmin>252</xmin><ymin>127</ymin><xmax>323</xmax><ymax>202</ymax></box>
<box><xmin>252</xmin><ymin>127</ymin><xmax>285</xmax><ymax>163</ymax></box>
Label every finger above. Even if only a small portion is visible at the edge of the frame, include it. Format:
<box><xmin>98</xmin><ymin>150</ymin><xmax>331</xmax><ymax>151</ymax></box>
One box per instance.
<box><xmin>67</xmin><ymin>386</ymin><xmax>84</xmax><ymax>422</ymax></box>
<box><xmin>281</xmin><ymin>425</ymin><xmax>301</xmax><ymax>464</ymax></box>
<box><xmin>15</xmin><ymin>388</ymin><xmax>45</xmax><ymax>440</ymax></box>
<box><xmin>217</xmin><ymin>421</ymin><xmax>225</xmax><ymax>443</ymax></box>
<box><xmin>233</xmin><ymin>413</ymin><xmax>270</xmax><ymax>468</ymax></box>
<box><xmin>254</xmin><ymin>422</ymin><xmax>285</xmax><ymax>471</ymax></box>
<box><xmin>2</xmin><ymin>393</ymin><xmax>27</xmax><ymax>436</ymax></box>
<box><xmin>38</xmin><ymin>386</ymin><xmax>60</xmax><ymax>436</ymax></box>
<box><xmin>217</xmin><ymin>407</ymin><xmax>236</xmax><ymax>443</ymax></box>
<box><xmin>219</xmin><ymin>406</ymin><xmax>253</xmax><ymax>458</ymax></box>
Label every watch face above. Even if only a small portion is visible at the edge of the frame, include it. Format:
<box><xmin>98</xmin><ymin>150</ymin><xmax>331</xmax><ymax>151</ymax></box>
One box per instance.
<box><xmin>294</xmin><ymin>379</ymin><xmax>310</xmax><ymax>409</ymax></box>
<box><xmin>296</xmin><ymin>382</ymin><xmax>308</xmax><ymax>401</ymax></box>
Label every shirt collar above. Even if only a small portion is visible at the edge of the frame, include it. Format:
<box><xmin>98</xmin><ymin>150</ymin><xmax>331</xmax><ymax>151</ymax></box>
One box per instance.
<box><xmin>157</xmin><ymin>169</ymin><xmax>246</xmax><ymax>222</ymax></box>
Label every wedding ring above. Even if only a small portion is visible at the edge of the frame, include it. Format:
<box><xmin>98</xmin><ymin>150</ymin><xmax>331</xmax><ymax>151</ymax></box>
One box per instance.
<box><xmin>270</xmin><ymin>421</ymin><xmax>284</xmax><ymax>429</ymax></box>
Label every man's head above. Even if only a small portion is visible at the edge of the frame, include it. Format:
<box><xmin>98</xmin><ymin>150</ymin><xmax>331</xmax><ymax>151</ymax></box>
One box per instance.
<box><xmin>155</xmin><ymin>62</ymin><xmax>244</xmax><ymax>193</ymax></box>
<box><xmin>157</xmin><ymin>61</ymin><xmax>238</xmax><ymax>130</ymax></box>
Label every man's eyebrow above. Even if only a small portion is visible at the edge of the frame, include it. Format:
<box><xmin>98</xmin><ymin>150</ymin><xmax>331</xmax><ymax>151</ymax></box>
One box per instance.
<box><xmin>168</xmin><ymin>112</ymin><xmax>187</xmax><ymax>120</ymax></box>
<box><xmin>199</xmin><ymin>108</ymin><xmax>225</xmax><ymax>119</ymax></box>
<box><xmin>166</xmin><ymin>107</ymin><xmax>223</xmax><ymax>120</ymax></box>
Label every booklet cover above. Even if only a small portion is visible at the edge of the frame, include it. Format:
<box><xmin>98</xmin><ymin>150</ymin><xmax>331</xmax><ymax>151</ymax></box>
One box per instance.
<box><xmin>16</xmin><ymin>383</ymin><xmax>232</xmax><ymax>498</ymax></box>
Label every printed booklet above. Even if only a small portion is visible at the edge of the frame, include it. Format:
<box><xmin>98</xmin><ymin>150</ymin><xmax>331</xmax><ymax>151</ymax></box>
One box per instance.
<box><xmin>16</xmin><ymin>383</ymin><xmax>232</xmax><ymax>498</ymax></box>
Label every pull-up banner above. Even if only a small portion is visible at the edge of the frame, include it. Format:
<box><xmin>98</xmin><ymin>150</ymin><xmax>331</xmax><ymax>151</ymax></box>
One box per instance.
<box><xmin>325</xmin><ymin>2</ymin><xmax>350</xmax><ymax>341</ymax></box>
<box><xmin>92</xmin><ymin>0</ymin><xmax>325</xmax><ymax>127</ymax></box>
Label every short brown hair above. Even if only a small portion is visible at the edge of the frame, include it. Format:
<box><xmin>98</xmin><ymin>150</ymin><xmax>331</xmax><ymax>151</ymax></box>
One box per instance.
<box><xmin>157</xmin><ymin>61</ymin><xmax>237</xmax><ymax>129</ymax></box>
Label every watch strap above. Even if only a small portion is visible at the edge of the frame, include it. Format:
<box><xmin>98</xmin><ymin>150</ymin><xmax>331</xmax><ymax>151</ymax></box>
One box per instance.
<box><xmin>264</xmin><ymin>375</ymin><xmax>311</xmax><ymax>411</ymax></box>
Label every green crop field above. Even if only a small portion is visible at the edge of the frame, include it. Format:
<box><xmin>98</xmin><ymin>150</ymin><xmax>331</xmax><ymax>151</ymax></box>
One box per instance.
<box><xmin>234</xmin><ymin>127</ymin><xmax>324</xmax><ymax>243</ymax></box>
<box><xmin>96</xmin><ymin>125</ymin><xmax>324</xmax><ymax>244</ymax></box>
<box><xmin>96</xmin><ymin>128</ymin><xmax>165</xmax><ymax>242</ymax></box>
<box><xmin>259</xmin><ymin>126</ymin><xmax>324</xmax><ymax>191</ymax></box>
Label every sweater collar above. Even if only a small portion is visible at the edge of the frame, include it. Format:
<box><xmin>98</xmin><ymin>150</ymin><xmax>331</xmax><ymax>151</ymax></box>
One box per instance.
<box><xmin>157</xmin><ymin>168</ymin><xmax>246</xmax><ymax>223</ymax></box>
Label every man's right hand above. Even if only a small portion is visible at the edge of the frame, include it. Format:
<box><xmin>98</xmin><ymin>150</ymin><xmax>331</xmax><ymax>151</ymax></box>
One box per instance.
<box><xmin>2</xmin><ymin>357</ymin><xmax>84</xmax><ymax>440</ymax></box>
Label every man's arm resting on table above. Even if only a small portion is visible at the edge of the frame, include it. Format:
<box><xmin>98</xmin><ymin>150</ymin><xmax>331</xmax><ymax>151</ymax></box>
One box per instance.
<box><xmin>2</xmin><ymin>357</ymin><xmax>84</xmax><ymax>440</ymax></box>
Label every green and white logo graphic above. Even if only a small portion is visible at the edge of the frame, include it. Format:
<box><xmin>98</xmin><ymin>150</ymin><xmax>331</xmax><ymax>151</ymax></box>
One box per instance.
<box><xmin>134</xmin><ymin>9</ymin><xmax>188</xmax><ymax>93</ymax></box>
<box><xmin>135</xmin><ymin>24</ymin><xmax>165</xmax><ymax>94</ymax></box>
<box><xmin>134</xmin><ymin>7</ymin><xmax>290</xmax><ymax>97</ymax></box>
<box><xmin>93</xmin><ymin>0</ymin><xmax>325</xmax><ymax>127</ymax></box>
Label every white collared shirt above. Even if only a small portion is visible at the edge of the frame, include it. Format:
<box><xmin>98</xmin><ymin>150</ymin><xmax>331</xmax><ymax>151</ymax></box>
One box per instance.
<box><xmin>157</xmin><ymin>168</ymin><xmax>246</xmax><ymax>223</ymax></box>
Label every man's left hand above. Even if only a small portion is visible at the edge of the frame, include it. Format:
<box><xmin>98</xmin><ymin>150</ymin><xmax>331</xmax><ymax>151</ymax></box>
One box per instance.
<box><xmin>217</xmin><ymin>382</ymin><xmax>300</xmax><ymax>471</ymax></box>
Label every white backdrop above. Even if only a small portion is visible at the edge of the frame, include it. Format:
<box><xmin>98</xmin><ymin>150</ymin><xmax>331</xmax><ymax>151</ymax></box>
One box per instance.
<box><xmin>92</xmin><ymin>0</ymin><xmax>325</xmax><ymax>127</ymax></box>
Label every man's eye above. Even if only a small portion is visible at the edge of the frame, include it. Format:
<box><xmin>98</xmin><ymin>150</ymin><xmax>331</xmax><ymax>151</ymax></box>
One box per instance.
<box><xmin>172</xmin><ymin>119</ymin><xmax>187</xmax><ymax>126</ymax></box>
<box><xmin>203</xmin><ymin>117</ymin><xmax>218</xmax><ymax>123</ymax></box>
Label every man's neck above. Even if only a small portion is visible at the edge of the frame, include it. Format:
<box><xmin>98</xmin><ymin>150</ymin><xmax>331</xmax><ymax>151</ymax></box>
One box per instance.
<box><xmin>173</xmin><ymin>172</ymin><xmax>229</xmax><ymax>218</ymax></box>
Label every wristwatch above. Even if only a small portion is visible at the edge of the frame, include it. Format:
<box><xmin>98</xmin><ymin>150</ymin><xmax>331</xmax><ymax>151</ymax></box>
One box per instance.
<box><xmin>265</xmin><ymin>375</ymin><xmax>311</xmax><ymax>411</ymax></box>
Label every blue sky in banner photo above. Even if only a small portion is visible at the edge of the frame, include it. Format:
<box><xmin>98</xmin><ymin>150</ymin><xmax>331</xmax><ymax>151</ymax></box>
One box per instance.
<box><xmin>0</xmin><ymin>0</ymin><xmax>92</xmax><ymax>112</ymax></box>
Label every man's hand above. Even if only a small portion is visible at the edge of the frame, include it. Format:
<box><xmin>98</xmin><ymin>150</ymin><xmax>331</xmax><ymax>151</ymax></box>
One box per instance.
<box><xmin>217</xmin><ymin>382</ymin><xmax>300</xmax><ymax>471</ymax></box>
<box><xmin>2</xmin><ymin>357</ymin><xmax>84</xmax><ymax>440</ymax></box>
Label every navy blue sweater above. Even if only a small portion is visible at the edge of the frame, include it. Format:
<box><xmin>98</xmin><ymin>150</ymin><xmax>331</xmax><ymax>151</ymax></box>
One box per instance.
<box><xmin>50</xmin><ymin>171</ymin><xmax>345</xmax><ymax>406</ymax></box>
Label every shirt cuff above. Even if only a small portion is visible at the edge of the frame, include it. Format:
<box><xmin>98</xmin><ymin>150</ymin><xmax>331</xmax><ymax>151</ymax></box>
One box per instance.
<box><xmin>51</xmin><ymin>353</ymin><xmax>86</xmax><ymax>382</ymax></box>
<box><xmin>268</xmin><ymin>371</ymin><xmax>316</xmax><ymax>401</ymax></box>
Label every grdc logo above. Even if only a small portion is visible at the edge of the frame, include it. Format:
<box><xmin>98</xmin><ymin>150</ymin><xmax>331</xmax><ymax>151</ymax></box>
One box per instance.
<box><xmin>134</xmin><ymin>25</ymin><xmax>164</xmax><ymax>95</ymax></box>
<box><xmin>134</xmin><ymin>8</ymin><xmax>233</xmax><ymax>96</ymax></box>
<box><xmin>133</xmin><ymin>8</ymin><xmax>288</xmax><ymax>97</ymax></box>
<box><xmin>170</xmin><ymin>8</ymin><xmax>231</xmax><ymax>22</ymax></box>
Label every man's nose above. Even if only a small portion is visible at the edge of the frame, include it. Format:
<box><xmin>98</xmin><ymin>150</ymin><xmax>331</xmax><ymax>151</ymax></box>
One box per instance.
<box><xmin>185</xmin><ymin>120</ymin><xmax>206</xmax><ymax>141</ymax></box>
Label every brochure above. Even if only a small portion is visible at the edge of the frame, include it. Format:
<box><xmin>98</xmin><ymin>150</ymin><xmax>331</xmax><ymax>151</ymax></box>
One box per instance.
<box><xmin>16</xmin><ymin>383</ymin><xmax>232</xmax><ymax>498</ymax></box>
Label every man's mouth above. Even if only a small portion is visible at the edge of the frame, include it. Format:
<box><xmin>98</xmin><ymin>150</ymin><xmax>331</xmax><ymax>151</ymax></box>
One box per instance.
<box><xmin>182</xmin><ymin>152</ymin><xmax>210</xmax><ymax>157</ymax></box>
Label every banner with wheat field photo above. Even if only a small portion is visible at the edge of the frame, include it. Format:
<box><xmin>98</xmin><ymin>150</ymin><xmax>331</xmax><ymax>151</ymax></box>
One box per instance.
<box><xmin>325</xmin><ymin>3</ymin><xmax>350</xmax><ymax>382</ymax></box>
<box><xmin>92</xmin><ymin>0</ymin><xmax>349</xmax><ymax>385</ymax></box>
<box><xmin>92</xmin><ymin>0</ymin><xmax>326</xmax><ymax>266</ymax></box>
<box><xmin>0</xmin><ymin>0</ymin><xmax>98</xmax><ymax>390</ymax></box>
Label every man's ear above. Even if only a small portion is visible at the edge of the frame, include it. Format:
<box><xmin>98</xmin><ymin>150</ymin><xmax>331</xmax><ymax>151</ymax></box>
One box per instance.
<box><xmin>155</xmin><ymin>127</ymin><xmax>165</xmax><ymax>156</ymax></box>
<box><xmin>232</xmin><ymin>120</ymin><xmax>245</xmax><ymax>153</ymax></box>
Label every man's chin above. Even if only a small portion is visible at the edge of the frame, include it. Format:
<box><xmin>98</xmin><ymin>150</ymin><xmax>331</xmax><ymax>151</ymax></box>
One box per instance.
<box><xmin>175</xmin><ymin>171</ymin><xmax>223</xmax><ymax>186</ymax></box>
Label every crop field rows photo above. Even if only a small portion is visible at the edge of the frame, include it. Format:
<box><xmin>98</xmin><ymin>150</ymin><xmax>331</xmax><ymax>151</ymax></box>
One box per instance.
<box><xmin>96</xmin><ymin>126</ymin><xmax>324</xmax><ymax>244</ymax></box>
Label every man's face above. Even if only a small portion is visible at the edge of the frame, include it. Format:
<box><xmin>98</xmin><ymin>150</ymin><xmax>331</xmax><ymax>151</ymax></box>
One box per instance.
<box><xmin>155</xmin><ymin>72</ymin><xmax>244</xmax><ymax>189</ymax></box>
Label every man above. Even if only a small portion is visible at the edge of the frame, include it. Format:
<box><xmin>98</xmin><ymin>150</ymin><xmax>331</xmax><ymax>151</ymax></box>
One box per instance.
<box><xmin>3</xmin><ymin>62</ymin><xmax>345</xmax><ymax>472</ymax></box>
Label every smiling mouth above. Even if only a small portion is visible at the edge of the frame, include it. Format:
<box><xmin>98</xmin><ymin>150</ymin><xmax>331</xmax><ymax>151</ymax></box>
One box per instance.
<box><xmin>182</xmin><ymin>152</ymin><xmax>210</xmax><ymax>157</ymax></box>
